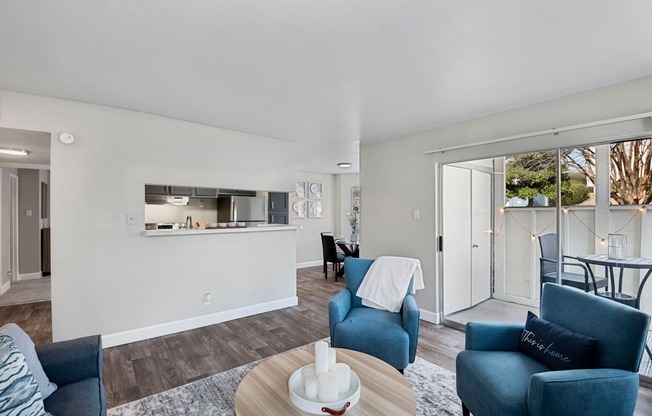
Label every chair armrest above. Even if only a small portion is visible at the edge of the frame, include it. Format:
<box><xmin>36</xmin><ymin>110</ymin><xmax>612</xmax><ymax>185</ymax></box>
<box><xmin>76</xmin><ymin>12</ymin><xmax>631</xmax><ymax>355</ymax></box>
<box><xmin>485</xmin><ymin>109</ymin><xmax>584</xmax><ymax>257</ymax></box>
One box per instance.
<box><xmin>560</xmin><ymin>261</ymin><xmax>588</xmax><ymax>275</ymax></box>
<box><xmin>401</xmin><ymin>294</ymin><xmax>419</xmax><ymax>363</ymax></box>
<box><xmin>528</xmin><ymin>368</ymin><xmax>639</xmax><ymax>416</ymax></box>
<box><xmin>35</xmin><ymin>335</ymin><xmax>103</xmax><ymax>386</ymax></box>
<box><xmin>465</xmin><ymin>322</ymin><xmax>523</xmax><ymax>351</ymax></box>
<box><xmin>540</xmin><ymin>257</ymin><xmax>557</xmax><ymax>265</ymax></box>
<box><xmin>328</xmin><ymin>289</ymin><xmax>352</xmax><ymax>341</ymax></box>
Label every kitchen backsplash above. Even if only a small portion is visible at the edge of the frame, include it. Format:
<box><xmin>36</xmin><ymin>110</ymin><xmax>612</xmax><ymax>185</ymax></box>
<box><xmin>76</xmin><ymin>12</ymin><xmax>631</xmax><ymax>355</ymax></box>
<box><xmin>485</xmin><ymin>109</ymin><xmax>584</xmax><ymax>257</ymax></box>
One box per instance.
<box><xmin>145</xmin><ymin>198</ymin><xmax>218</xmax><ymax>224</ymax></box>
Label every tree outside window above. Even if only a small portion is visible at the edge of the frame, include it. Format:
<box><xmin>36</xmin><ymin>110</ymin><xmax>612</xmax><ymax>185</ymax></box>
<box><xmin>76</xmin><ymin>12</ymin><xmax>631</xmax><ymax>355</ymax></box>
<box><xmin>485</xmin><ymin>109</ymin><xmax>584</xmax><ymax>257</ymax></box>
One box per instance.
<box><xmin>505</xmin><ymin>150</ymin><xmax>591</xmax><ymax>207</ymax></box>
<box><xmin>563</xmin><ymin>138</ymin><xmax>652</xmax><ymax>205</ymax></box>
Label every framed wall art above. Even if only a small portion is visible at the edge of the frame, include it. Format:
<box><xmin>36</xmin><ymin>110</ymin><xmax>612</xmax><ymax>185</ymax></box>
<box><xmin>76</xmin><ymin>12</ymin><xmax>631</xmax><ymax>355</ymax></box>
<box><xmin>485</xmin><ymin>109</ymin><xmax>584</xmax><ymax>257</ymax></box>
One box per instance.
<box><xmin>308</xmin><ymin>181</ymin><xmax>322</xmax><ymax>199</ymax></box>
<box><xmin>291</xmin><ymin>200</ymin><xmax>306</xmax><ymax>219</ymax></box>
<box><xmin>294</xmin><ymin>181</ymin><xmax>306</xmax><ymax>199</ymax></box>
<box><xmin>308</xmin><ymin>200</ymin><xmax>322</xmax><ymax>218</ymax></box>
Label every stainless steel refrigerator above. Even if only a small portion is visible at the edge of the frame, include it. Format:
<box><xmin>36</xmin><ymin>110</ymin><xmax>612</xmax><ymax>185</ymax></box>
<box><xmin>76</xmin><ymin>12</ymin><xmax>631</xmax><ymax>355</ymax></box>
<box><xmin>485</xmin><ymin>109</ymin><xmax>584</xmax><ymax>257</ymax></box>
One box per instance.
<box><xmin>217</xmin><ymin>196</ymin><xmax>267</xmax><ymax>226</ymax></box>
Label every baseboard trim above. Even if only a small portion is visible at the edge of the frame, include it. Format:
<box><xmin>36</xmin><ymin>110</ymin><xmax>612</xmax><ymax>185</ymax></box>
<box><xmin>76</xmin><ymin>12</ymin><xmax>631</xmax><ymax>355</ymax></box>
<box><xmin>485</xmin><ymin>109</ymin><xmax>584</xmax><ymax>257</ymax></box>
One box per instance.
<box><xmin>419</xmin><ymin>309</ymin><xmax>441</xmax><ymax>324</ymax></box>
<box><xmin>102</xmin><ymin>296</ymin><xmax>299</xmax><ymax>348</ymax></box>
<box><xmin>297</xmin><ymin>260</ymin><xmax>322</xmax><ymax>269</ymax></box>
<box><xmin>18</xmin><ymin>272</ymin><xmax>42</xmax><ymax>281</ymax></box>
<box><xmin>0</xmin><ymin>280</ymin><xmax>10</xmax><ymax>295</ymax></box>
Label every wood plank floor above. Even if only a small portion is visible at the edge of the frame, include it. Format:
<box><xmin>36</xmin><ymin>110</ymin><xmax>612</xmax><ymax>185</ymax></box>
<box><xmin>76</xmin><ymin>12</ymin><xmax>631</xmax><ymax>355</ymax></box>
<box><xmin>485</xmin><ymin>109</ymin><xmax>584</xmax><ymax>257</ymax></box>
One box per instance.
<box><xmin>1</xmin><ymin>267</ymin><xmax>650</xmax><ymax>414</ymax></box>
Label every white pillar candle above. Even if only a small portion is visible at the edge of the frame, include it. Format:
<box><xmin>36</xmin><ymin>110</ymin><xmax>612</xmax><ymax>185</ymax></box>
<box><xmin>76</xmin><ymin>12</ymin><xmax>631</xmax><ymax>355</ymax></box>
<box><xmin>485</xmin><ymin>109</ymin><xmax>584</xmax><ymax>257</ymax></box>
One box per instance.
<box><xmin>314</xmin><ymin>341</ymin><xmax>329</xmax><ymax>375</ymax></box>
<box><xmin>303</xmin><ymin>375</ymin><xmax>318</xmax><ymax>401</ymax></box>
<box><xmin>302</xmin><ymin>364</ymin><xmax>316</xmax><ymax>384</ymax></box>
<box><xmin>318</xmin><ymin>372</ymin><xmax>339</xmax><ymax>402</ymax></box>
<box><xmin>328</xmin><ymin>348</ymin><xmax>337</xmax><ymax>371</ymax></box>
<box><xmin>333</xmin><ymin>363</ymin><xmax>351</xmax><ymax>394</ymax></box>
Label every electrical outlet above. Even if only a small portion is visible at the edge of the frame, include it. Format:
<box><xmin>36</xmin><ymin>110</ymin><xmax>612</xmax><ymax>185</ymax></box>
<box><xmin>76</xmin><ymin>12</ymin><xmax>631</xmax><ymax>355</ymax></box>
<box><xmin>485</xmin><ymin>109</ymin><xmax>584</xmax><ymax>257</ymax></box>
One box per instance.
<box><xmin>203</xmin><ymin>293</ymin><xmax>212</xmax><ymax>306</ymax></box>
<box><xmin>413</xmin><ymin>209</ymin><xmax>421</xmax><ymax>220</ymax></box>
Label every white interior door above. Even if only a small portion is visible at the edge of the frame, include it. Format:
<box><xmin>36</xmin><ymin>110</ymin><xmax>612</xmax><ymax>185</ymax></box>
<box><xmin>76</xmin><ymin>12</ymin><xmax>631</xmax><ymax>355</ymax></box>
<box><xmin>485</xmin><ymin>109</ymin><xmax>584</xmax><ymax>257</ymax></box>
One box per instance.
<box><xmin>442</xmin><ymin>165</ymin><xmax>471</xmax><ymax>315</ymax></box>
<box><xmin>471</xmin><ymin>170</ymin><xmax>492</xmax><ymax>305</ymax></box>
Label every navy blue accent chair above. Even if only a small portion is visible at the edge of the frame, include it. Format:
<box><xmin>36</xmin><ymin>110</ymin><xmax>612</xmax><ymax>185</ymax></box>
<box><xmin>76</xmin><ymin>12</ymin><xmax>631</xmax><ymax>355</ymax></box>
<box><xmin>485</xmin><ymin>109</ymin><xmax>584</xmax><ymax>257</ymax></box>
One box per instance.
<box><xmin>328</xmin><ymin>257</ymin><xmax>420</xmax><ymax>371</ymax></box>
<box><xmin>456</xmin><ymin>283</ymin><xmax>651</xmax><ymax>416</ymax></box>
<box><xmin>36</xmin><ymin>335</ymin><xmax>107</xmax><ymax>416</ymax></box>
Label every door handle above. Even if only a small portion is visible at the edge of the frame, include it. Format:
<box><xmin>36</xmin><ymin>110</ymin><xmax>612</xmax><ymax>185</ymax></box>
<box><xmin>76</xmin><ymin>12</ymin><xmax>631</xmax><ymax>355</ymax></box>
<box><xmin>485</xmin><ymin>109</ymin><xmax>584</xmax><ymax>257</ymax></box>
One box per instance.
<box><xmin>472</xmin><ymin>244</ymin><xmax>479</xmax><ymax>248</ymax></box>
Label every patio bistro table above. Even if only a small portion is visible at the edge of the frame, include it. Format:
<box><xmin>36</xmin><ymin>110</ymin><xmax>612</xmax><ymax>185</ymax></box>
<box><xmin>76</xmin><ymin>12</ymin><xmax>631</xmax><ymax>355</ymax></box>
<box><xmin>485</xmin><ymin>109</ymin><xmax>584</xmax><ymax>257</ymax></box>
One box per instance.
<box><xmin>576</xmin><ymin>254</ymin><xmax>652</xmax><ymax>309</ymax></box>
<box><xmin>576</xmin><ymin>253</ymin><xmax>652</xmax><ymax>360</ymax></box>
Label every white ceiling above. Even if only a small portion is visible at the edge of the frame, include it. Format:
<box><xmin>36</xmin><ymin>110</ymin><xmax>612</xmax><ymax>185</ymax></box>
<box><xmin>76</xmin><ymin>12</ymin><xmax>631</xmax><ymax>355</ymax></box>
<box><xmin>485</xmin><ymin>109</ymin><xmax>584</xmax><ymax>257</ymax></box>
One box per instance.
<box><xmin>2</xmin><ymin>1</ymin><xmax>652</xmax><ymax>173</ymax></box>
<box><xmin>0</xmin><ymin>127</ymin><xmax>51</xmax><ymax>168</ymax></box>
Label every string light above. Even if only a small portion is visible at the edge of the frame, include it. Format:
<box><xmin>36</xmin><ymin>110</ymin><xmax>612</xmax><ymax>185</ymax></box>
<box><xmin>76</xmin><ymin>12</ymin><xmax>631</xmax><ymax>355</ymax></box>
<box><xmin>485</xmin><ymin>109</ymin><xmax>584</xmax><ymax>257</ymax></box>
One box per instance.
<box><xmin>568</xmin><ymin>207</ymin><xmax>644</xmax><ymax>240</ymax></box>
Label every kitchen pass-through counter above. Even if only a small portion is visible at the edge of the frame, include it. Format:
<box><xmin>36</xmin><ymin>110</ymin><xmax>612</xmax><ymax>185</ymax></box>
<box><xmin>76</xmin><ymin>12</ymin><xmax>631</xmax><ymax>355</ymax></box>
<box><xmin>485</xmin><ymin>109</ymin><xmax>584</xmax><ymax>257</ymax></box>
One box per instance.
<box><xmin>143</xmin><ymin>224</ymin><xmax>297</xmax><ymax>237</ymax></box>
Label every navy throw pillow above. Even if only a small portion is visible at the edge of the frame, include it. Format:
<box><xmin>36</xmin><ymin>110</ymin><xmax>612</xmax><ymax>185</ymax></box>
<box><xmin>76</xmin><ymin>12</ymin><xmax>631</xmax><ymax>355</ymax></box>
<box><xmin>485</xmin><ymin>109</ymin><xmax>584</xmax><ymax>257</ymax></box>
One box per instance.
<box><xmin>519</xmin><ymin>311</ymin><xmax>598</xmax><ymax>371</ymax></box>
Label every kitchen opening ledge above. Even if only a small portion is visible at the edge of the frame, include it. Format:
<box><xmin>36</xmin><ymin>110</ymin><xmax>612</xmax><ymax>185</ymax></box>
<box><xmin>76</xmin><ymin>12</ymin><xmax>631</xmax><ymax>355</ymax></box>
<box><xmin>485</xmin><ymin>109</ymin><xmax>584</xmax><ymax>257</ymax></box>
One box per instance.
<box><xmin>143</xmin><ymin>224</ymin><xmax>298</xmax><ymax>237</ymax></box>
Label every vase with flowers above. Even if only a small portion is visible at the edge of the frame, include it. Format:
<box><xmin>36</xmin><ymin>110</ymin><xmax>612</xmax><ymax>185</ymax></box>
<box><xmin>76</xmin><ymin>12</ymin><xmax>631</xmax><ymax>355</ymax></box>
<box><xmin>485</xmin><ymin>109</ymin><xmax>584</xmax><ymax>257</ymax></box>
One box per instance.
<box><xmin>346</xmin><ymin>211</ymin><xmax>359</xmax><ymax>242</ymax></box>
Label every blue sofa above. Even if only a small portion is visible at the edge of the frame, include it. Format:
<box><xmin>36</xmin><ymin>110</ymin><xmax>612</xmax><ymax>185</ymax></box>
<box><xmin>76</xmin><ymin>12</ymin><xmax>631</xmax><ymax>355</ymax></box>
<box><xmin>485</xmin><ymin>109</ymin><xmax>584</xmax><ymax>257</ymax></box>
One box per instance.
<box><xmin>36</xmin><ymin>335</ymin><xmax>107</xmax><ymax>416</ymax></box>
<box><xmin>328</xmin><ymin>257</ymin><xmax>420</xmax><ymax>371</ymax></box>
<box><xmin>456</xmin><ymin>283</ymin><xmax>651</xmax><ymax>416</ymax></box>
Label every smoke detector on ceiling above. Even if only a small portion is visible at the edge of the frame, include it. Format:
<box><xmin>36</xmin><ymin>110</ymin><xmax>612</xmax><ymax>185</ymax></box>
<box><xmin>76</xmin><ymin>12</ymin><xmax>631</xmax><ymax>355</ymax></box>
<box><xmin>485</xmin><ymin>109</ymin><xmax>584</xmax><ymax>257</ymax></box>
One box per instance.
<box><xmin>59</xmin><ymin>132</ymin><xmax>75</xmax><ymax>144</ymax></box>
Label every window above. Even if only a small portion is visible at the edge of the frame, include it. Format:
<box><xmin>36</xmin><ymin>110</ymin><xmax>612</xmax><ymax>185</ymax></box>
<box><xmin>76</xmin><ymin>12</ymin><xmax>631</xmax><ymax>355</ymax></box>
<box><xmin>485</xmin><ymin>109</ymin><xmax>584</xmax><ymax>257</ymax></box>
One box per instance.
<box><xmin>505</xmin><ymin>149</ymin><xmax>593</xmax><ymax>207</ymax></box>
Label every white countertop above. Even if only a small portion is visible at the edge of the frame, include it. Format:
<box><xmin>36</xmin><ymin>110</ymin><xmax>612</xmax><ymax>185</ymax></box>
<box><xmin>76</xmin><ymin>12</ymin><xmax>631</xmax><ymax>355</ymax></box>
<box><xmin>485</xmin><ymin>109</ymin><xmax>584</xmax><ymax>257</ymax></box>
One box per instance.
<box><xmin>143</xmin><ymin>224</ymin><xmax>297</xmax><ymax>237</ymax></box>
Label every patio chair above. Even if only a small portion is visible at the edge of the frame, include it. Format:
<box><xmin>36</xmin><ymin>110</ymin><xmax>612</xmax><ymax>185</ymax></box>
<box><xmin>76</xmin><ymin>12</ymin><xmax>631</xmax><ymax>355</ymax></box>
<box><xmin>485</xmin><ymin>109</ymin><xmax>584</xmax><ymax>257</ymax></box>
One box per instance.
<box><xmin>538</xmin><ymin>233</ymin><xmax>608</xmax><ymax>294</ymax></box>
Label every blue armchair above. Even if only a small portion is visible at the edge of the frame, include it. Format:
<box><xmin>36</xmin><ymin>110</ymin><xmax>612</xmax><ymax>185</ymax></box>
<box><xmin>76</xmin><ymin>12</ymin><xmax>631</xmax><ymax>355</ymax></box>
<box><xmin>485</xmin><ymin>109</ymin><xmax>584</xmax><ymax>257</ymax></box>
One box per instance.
<box><xmin>456</xmin><ymin>283</ymin><xmax>651</xmax><ymax>416</ymax></box>
<box><xmin>328</xmin><ymin>257</ymin><xmax>420</xmax><ymax>371</ymax></box>
<box><xmin>37</xmin><ymin>335</ymin><xmax>107</xmax><ymax>416</ymax></box>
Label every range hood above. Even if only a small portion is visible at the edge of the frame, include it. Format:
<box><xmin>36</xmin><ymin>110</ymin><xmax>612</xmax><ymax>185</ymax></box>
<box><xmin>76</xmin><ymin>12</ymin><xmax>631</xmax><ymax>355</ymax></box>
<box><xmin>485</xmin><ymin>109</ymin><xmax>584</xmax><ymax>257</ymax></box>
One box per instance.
<box><xmin>145</xmin><ymin>195</ymin><xmax>190</xmax><ymax>206</ymax></box>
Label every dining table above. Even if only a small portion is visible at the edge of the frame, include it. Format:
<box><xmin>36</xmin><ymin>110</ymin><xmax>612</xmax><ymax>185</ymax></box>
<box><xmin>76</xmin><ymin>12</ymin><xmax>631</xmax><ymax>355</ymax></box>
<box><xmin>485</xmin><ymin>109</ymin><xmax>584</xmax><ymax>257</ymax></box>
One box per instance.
<box><xmin>334</xmin><ymin>238</ymin><xmax>360</xmax><ymax>277</ymax></box>
<box><xmin>576</xmin><ymin>253</ymin><xmax>652</xmax><ymax>359</ymax></box>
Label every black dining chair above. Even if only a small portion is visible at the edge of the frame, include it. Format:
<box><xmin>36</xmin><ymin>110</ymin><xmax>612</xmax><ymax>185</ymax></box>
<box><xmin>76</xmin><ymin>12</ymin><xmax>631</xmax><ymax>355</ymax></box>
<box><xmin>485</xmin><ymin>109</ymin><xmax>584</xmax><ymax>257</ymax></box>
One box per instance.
<box><xmin>538</xmin><ymin>233</ymin><xmax>608</xmax><ymax>294</ymax></box>
<box><xmin>321</xmin><ymin>233</ymin><xmax>345</xmax><ymax>281</ymax></box>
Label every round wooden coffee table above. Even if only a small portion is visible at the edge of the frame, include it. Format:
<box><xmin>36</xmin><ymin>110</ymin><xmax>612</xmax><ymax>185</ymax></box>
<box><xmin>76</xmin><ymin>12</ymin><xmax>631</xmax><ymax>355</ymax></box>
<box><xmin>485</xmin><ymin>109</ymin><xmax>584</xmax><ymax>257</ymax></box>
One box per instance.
<box><xmin>234</xmin><ymin>347</ymin><xmax>416</xmax><ymax>415</ymax></box>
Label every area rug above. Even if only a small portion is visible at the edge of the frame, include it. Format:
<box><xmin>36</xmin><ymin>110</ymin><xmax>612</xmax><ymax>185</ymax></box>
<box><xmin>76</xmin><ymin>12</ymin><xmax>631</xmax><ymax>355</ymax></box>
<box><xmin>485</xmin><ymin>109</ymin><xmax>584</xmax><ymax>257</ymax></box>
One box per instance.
<box><xmin>108</xmin><ymin>346</ymin><xmax>461</xmax><ymax>416</ymax></box>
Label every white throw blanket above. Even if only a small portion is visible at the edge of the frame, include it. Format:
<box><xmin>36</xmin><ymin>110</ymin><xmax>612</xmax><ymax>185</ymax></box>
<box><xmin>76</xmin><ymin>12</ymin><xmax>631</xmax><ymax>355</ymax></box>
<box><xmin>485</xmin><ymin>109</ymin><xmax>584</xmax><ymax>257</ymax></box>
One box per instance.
<box><xmin>356</xmin><ymin>256</ymin><xmax>425</xmax><ymax>313</ymax></box>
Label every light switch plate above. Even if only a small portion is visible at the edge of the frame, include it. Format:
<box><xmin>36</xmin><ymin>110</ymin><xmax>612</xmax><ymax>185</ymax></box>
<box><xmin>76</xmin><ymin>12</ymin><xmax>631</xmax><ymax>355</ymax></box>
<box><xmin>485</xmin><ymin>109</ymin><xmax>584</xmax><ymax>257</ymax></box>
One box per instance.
<box><xmin>126</xmin><ymin>212</ymin><xmax>136</xmax><ymax>225</ymax></box>
<box><xmin>26</xmin><ymin>210</ymin><xmax>32</xmax><ymax>217</ymax></box>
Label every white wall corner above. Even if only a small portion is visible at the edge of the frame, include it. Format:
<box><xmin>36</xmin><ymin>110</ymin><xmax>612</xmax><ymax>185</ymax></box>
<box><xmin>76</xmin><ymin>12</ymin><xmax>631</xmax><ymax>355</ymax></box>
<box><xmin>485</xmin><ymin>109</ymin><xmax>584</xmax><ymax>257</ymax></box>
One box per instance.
<box><xmin>419</xmin><ymin>308</ymin><xmax>441</xmax><ymax>324</ymax></box>
<box><xmin>0</xmin><ymin>280</ymin><xmax>10</xmax><ymax>295</ymax></box>
<box><xmin>101</xmin><ymin>296</ymin><xmax>299</xmax><ymax>348</ymax></box>
<box><xmin>18</xmin><ymin>272</ymin><xmax>42</xmax><ymax>281</ymax></box>
<box><xmin>297</xmin><ymin>260</ymin><xmax>323</xmax><ymax>269</ymax></box>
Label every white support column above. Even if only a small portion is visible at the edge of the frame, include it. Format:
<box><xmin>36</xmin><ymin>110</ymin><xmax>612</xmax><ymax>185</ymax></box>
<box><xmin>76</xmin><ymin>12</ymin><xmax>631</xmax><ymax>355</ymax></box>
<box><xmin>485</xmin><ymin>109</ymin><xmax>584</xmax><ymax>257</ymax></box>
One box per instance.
<box><xmin>531</xmin><ymin>210</ymin><xmax>538</xmax><ymax>301</ymax></box>
<box><xmin>594</xmin><ymin>145</ymin><xmax>610</xmax><ymax>255</ymax></box>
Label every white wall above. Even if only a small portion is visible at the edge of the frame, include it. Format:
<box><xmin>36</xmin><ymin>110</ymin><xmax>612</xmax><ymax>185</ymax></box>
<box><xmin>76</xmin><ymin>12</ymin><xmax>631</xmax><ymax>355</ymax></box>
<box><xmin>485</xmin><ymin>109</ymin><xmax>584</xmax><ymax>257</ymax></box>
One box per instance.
<box><xmin>293</xmin><ymin>171</ymin><xmax>334</xmax><ymax>266</ymax></box>
<box><xmin>361</xmin><ymin>75</ymin><xmax>652</xmax><ymax>322</ymax></box>
<box><xmin>0</xmin><ymin>90</ymin><xmax>297</xmax><ymax>342</ymax></box>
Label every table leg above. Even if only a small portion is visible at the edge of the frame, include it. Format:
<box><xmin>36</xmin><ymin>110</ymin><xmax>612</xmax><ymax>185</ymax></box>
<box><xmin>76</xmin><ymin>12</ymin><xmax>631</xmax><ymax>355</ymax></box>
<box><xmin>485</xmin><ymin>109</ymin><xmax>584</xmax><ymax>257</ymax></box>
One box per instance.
<box><xmin>608</xmin><ymin>267</ymin><xmax>616</xmax><ymax>300</ymax></box>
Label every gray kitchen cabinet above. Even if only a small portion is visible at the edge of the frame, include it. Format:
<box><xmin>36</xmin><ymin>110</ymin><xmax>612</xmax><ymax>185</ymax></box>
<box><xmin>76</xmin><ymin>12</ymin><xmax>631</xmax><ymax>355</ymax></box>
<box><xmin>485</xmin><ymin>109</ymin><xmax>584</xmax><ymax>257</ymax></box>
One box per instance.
<box><xmin>268</xmin><ymin>192</ymin><xmax>289</xmax><ymax>224</ymax></box>
<box><xmin>195</xmin><ymin>187</ymin><xmax>218</xmax><ymax>197</ymax></box>
<box><xmin>145</xmin><ymin>184</ymin><xmax>168</xmax><ymax>195</ymax></box>
<box><xmin>169</xmin><ymin>186</ymin><xmax>193</xmax><ymax>196</ymax></box>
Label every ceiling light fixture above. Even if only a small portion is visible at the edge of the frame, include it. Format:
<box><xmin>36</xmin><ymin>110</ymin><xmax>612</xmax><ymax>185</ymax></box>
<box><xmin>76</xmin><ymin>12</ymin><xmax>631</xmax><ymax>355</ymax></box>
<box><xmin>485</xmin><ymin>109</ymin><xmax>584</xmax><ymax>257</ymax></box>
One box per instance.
<box><xmin>337</xmin><ymin>162</ymin><xmax>352</xmax><ymax>168</ymax></box>
<box><xmin>0</xmin><ymin>147</ymin><xmax>30</xmax><ymax>156</ymax></box>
